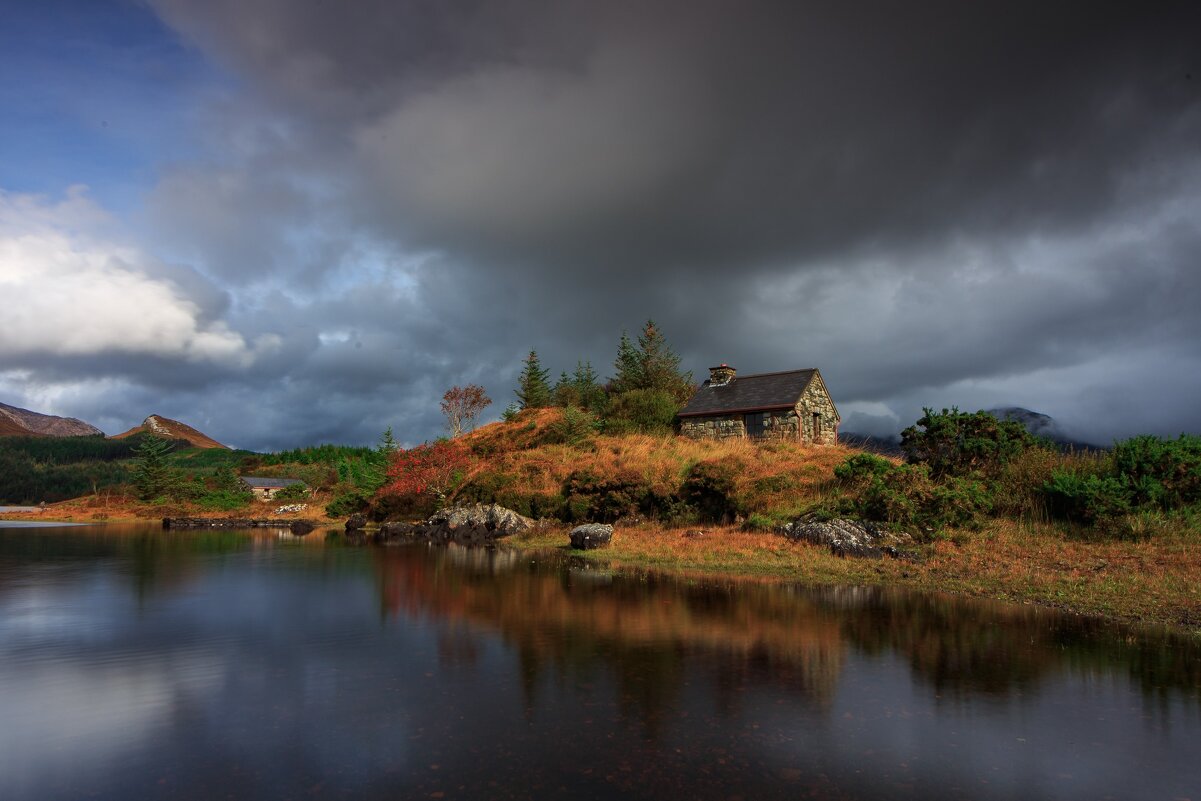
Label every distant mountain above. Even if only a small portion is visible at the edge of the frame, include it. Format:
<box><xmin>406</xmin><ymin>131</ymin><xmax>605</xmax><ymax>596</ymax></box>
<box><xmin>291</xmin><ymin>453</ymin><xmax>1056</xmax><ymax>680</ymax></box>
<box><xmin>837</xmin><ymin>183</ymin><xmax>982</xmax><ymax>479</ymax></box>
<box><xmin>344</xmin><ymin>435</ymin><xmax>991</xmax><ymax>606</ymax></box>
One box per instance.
<box><xmin>838</xmin><ymin>432</ymin><xmax>903</xmax><ymax>456</ymax></box>
<box><xmin>0</xmin><ymin>401</ymin><xmax>104</xmax><ymax>437</ymax></box>
<box><xmin>111</xmin><ymin>414</ymin><xmax>229</xmax><ymax>450</ymax></box>
<box><xmin>841</xmin><ymin>407</ymin><xmax>1102</xmax><ymax>455</ymax></box>
<box><xmin>987</xmin><ymin>407</ymin><xmax>1102</xmax><ymax>451</ymax></box>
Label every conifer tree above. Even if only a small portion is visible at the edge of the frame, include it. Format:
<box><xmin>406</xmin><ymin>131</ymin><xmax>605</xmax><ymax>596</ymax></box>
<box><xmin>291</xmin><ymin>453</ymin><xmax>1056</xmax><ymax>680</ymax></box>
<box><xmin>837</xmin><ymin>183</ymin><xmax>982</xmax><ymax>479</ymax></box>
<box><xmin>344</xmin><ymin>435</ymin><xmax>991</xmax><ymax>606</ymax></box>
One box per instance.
<box><xmin>571</xmin><ymin>360</ymin><xmax>606</xmax><ymax>412</ymax></box>
<box><xmin>131</xmin><ymin>435</ymin><xmax>174</xmax><ymax>500</ymax></box>
<box><xmin>610</xmin><ymin>331</ymin><xmax>642</xmax><ymax>394</ymax></box>
<box><xmin>552</xmin><ymin>371</ymin><xmax>580</xmax><ymax>408</ymax></box>
<box><xmin>608</xmin><ymin>320</ymin><xmax>694</xmax><ymax>402</ymax></box>
<box><xmin>515</xmin><ymin>350</ymin><xmax>552</xmax><ymax>409</ymax></box>
<box><xmin>636</xmin><ymin>319</ymin><xmax>694</xmax><ymax>402</ymax></box>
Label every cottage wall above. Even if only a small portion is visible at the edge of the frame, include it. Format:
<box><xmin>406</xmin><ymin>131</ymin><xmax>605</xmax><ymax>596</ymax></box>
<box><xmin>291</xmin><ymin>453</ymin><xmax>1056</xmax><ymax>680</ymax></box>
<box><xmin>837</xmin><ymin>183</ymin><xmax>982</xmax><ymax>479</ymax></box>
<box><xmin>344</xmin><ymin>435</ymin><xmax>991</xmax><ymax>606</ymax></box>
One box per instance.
<box><xmin>796</xmin><ymin>374</ymin><xmax>839</xmax><ymax>445</ymax></box>
<box><xmin>679</xmin><ymin>409</ymin><xmax>802</xmax><ymax>441</ymax></box>
<box><xmin>679</xmin><ymin>374</ymin><xmax>839</xmax><ymax>444</ymax></box>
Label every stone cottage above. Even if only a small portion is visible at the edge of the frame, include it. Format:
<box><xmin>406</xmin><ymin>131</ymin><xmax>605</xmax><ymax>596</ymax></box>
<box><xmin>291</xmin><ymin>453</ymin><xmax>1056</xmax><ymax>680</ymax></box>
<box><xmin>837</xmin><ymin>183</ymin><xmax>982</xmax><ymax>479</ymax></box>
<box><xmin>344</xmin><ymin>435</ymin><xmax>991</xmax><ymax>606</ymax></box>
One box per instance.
<box><xmin>677</xmin><ymin>364</ymin><xmax>840</xmax><ymax>444</ymax></box>
<box><xmin>240</xmin><ymin>476</ymin><xmax>307</xmax><ymax>500</ymax></box>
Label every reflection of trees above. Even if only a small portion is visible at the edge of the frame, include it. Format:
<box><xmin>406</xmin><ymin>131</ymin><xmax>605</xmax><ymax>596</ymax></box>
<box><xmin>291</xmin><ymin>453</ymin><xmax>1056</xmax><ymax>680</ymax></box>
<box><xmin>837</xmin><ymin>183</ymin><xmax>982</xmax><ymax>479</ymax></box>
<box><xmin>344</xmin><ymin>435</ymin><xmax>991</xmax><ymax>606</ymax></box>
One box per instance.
<box><xmin>826</xmin><ymin>586</ymin><xmax>1201</xmax><ymax>707</ymax></box>
<box><xmin>373</xmin><ymin>545</ymin><xmax>1201</xmax><ymax>734</ymax></box>
<box><xmin>372</xmin><ymin>546</ymin><xmax>846</xmax><ymax>736</ymax></box>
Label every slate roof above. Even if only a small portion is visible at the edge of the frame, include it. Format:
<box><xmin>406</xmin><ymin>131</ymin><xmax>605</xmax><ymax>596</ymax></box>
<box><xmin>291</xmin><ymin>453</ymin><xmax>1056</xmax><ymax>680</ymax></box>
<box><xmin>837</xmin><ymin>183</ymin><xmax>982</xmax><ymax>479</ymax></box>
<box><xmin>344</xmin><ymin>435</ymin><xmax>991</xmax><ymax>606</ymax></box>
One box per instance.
<box><xmin>677</xmin><ymin>369</ymin><xmax>819</xmax><ymax>417</ymax></box>
<box><xmin>240</xmin><ymin>476</ymin><xmax>306</xmax><ymax>489</ymax></box>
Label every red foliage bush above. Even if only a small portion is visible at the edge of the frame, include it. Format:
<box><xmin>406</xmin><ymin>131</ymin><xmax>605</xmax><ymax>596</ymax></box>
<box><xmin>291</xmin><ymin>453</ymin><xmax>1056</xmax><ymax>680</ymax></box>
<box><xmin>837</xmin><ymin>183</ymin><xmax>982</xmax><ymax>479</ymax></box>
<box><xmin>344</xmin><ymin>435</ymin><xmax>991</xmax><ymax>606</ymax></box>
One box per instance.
<box><xmin>382</xmin><ymin>440</ymin><xmax>474</xmax><ymax>505</ymax></box>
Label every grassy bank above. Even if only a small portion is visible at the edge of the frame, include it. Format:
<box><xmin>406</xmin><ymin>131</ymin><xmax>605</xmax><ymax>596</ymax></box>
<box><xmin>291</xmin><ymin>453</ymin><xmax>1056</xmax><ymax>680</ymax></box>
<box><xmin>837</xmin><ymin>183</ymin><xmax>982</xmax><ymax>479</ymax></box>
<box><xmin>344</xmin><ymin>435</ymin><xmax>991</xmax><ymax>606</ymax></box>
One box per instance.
<box><xmin>511</xmin><ymin>519</ymin><xmax>1201</xmax><ymax>632</ymax></box>
<box><xmin>419</xmin><ymin>409</ymin><xmax>1199</xmax><ymax>633</ymax></box>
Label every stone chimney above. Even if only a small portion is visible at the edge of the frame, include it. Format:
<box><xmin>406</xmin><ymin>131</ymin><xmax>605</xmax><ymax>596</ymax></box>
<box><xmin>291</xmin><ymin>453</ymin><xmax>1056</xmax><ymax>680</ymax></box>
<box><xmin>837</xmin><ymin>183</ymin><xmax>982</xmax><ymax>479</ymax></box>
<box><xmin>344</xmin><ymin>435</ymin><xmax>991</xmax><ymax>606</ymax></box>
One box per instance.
<box><xmin>709</xmin><ymin>363</ymin><xmax>736</xmax><ymax>386</ymax></box>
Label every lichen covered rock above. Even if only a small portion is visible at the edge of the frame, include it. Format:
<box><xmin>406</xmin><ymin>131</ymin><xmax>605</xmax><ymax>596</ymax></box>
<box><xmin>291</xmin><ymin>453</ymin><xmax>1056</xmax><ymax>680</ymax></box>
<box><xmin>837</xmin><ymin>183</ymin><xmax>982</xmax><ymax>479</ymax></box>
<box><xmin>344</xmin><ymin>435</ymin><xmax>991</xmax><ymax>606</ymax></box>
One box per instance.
<box><xmin>780</xmin><ymin>515</ymin><xmax>919</xmax><ymax>560</ymax></box>
<box><xmin>569</xmin><ymin>523</ymin><xmax>613</xmax><ymax>550</ymax></box>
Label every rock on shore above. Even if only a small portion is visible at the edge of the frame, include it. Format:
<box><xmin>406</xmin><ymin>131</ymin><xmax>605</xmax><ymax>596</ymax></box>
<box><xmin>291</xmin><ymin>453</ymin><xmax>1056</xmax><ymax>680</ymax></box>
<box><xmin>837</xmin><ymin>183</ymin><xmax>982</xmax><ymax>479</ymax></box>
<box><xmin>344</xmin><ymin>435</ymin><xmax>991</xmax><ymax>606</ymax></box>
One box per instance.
<box><xmin>780</xmin><ymin>515</ymin><xmax>919</xmax><ymax>560</ymax></box>
<box><xmin>569</xmin><ymin>524</ymin><xmax>613</xmax><ymax>550</ymax></box>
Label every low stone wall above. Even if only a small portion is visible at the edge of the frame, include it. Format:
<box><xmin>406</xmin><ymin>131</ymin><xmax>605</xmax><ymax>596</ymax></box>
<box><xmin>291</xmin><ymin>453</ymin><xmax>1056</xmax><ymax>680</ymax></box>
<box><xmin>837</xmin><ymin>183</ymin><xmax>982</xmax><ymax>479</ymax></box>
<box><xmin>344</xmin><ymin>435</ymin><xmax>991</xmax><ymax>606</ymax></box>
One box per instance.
<box><xmin>163</xmin><ymin>517</ymin><xmax>311</xmax><ymax>532</ymax></box>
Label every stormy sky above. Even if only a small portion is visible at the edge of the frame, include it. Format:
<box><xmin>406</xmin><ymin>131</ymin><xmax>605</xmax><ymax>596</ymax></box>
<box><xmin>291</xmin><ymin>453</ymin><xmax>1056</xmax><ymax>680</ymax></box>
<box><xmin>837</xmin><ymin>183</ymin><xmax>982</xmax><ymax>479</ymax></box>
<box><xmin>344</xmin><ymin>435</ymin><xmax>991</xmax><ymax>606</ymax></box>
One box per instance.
<box><xmin>1</xmin><ymin>0</ymin><xmax>1199</xmax><ymax>450</ymax></box>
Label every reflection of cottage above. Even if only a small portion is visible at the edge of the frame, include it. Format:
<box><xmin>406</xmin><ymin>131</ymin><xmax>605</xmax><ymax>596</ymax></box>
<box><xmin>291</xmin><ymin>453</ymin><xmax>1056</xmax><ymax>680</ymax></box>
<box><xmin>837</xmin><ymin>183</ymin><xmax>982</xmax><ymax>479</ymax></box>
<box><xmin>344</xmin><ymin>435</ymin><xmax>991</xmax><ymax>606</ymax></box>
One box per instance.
<box><xmin>678</xmin><ymin>364</ymin><xmax>840</xmax><ymax>444</ymax></box>
<box><xmin>240</xmin><ymin>476</ymin><xmax>307</xmax><ymax>500</ymax></box>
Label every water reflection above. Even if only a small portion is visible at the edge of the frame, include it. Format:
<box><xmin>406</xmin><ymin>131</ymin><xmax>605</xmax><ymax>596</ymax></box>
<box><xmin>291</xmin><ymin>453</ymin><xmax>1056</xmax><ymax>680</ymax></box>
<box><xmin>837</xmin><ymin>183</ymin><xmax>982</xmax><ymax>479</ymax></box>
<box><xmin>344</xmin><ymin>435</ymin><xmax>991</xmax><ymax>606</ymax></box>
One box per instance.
<box><xmin>0</xmin><ymin>524</ymin><xmax>1198</xmax><ymax>800</ymax></box>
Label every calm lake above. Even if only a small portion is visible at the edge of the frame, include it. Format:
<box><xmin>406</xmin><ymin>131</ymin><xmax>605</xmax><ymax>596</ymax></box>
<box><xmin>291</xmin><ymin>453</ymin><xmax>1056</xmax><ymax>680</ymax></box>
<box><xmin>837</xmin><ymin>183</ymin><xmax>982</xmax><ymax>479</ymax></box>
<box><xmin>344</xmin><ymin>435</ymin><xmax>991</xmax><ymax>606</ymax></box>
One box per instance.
<box><xmin>1</xmin><ymin>523</ymin><xmax>1198</xmax><ymax>800</ymax></box>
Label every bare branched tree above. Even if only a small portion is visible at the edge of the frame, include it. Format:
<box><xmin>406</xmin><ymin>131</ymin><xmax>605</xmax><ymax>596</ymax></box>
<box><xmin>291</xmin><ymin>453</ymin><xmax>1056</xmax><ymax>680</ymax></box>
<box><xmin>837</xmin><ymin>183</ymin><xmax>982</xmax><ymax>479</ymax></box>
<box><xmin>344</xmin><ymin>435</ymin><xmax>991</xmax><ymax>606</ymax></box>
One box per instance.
<box><xmin>441</xmin><ymin>384</ymin><xmax>492</xmax><ymax>437</ymax></box>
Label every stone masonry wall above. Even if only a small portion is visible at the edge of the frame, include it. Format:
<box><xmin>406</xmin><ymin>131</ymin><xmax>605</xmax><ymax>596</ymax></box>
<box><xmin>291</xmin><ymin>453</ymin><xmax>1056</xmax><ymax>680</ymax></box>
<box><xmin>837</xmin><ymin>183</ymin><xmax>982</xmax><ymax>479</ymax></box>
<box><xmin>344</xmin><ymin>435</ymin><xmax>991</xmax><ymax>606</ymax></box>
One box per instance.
<box><xmin>679</xmin><ymin>414</ymin><xmax>746</xmax><ymax>439</ymax></box>
<box><xmin>796</xmin><ymin>375</ymin><xmax>840</xmax><ymax>445</ymax></box>
<box><xmin>678</xmin><ymin>373</ymin><xmax>839</xmax><ymax>444</ymax></box>
<box><xmin>679</xmin><ymin>409</ymin><xmax>801</xmax><ymax>440</ymax></box>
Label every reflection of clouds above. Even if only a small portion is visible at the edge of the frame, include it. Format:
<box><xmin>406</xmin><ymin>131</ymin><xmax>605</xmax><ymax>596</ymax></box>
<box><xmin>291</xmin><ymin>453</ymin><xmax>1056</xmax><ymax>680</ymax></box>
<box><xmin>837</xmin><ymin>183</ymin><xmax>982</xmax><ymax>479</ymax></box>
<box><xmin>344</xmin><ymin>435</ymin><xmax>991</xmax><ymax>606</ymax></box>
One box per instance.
<box><xmin>0</xmin><ymin>651</ymin><xmax>223</xmax><ymax>797</ymax></box>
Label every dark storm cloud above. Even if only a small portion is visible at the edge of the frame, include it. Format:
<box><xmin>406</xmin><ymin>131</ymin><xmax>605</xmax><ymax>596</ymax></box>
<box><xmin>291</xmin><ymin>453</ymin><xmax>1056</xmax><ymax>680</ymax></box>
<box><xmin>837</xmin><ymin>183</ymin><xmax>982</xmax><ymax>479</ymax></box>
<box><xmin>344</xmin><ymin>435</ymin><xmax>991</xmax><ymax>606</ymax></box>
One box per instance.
<box><xmin>44</xmin><ymin>0</ymin><xmax>1198</xmax><ymax>446</ymax></box>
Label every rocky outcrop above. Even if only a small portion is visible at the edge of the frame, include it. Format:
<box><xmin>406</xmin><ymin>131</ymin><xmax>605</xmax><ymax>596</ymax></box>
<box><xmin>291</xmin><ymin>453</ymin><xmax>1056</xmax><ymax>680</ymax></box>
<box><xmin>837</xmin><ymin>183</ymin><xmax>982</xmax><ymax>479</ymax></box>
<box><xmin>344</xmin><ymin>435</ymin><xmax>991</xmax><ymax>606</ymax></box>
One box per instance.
<box><xmin>569</xmin><ymin>523</ymin><xmax>613</xmax><ymax>550</ymax></box>
<box><xmin>111</xmin><ymin>414</ymin><xmax>229</xmax><ymax>449</ymax></box>
<box><xmin>377</xmin><ymin>504</ymin><xmax>537</xmax><ymax>547</ymax></box>
<box><xmin>344</xmin><ymin>513</ymin><xmax>368</xmax><ymax>532</ymax></box>
<box><xmin>426</xmin><ymin>503</ymin><xmax>534</xmax><ymax>533</ymax></box>
<box><xmin>780</xmin><ymin>515</ymin><xmax>920</xmax><ymax>561</ymax></box>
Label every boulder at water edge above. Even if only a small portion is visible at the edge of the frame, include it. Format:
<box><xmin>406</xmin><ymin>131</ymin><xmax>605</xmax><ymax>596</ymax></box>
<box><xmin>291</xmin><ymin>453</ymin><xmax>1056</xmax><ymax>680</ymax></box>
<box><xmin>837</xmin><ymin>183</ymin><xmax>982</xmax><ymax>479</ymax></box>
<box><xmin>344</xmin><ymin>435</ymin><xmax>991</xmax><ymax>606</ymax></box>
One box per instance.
<box><xmin>570</xmin><ymin>523</ymin><xmax>613</xmax><ymax>550</ymax></box>
<box><xmin>780</xmin><ymin>515</ymin><xmax>919</xmax><ymax>561</ymax></box>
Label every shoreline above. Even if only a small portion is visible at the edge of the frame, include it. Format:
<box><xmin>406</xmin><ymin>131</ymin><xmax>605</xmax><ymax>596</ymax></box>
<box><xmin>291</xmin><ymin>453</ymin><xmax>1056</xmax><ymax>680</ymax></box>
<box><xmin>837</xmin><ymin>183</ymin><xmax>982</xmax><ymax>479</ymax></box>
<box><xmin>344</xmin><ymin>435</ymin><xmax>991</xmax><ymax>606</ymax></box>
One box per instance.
<box><xmin>507</xmin><ymin>522</ymin><xmax>1201</xmax><ymax>636</ymax></box>
<box><xmin>4</xmin><ymin>508</ymin><xmax>1198</xmax><ymax>635</ymax></box>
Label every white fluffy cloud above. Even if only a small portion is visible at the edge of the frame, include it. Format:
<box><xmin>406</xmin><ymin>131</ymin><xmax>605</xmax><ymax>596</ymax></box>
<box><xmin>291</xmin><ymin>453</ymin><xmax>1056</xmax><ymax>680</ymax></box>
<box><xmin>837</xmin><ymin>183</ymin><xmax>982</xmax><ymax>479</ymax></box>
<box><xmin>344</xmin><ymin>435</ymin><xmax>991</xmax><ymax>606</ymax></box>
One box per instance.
<box><xmin>0</xmin><ymin>188</ymin><xmax>274</xmax><ymax>367</ymax></box>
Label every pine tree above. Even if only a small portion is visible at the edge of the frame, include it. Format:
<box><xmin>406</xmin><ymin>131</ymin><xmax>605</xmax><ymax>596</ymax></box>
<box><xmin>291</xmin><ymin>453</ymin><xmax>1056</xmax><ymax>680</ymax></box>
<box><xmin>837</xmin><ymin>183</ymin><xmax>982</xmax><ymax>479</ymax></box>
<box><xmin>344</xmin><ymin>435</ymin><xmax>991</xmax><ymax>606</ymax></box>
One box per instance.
<box><xmin>608</xmin><ymin>321</ymin><xmax>694</xmax><ymax>402</ymax></box>
<box><xmin>571</xmin><ymin>360</ymin><xmax>606</xmax><ymax>412</ymax></box>
<box><xmin>131</xmin><ymin>435</ymin><xmax>174</xmax><ymax>500</ymax></box>
<box><xmin>610</xmin><ymin>331</ymin><xmax>642</xmax><ymax>394</ymax></box>
<box><xmin>552</xmin><ymin>371</ymin><xmax>580</xmax><ymax>408</ymax></box>
<box><xmin>636</xmin><ymin>319</ymin><xmax>694</xmax><ymax>402</ymax></box>
<box><xmin>515</xmin><ymin>350</ymin><xmax>552</xmax><ymax>409</ymax></box>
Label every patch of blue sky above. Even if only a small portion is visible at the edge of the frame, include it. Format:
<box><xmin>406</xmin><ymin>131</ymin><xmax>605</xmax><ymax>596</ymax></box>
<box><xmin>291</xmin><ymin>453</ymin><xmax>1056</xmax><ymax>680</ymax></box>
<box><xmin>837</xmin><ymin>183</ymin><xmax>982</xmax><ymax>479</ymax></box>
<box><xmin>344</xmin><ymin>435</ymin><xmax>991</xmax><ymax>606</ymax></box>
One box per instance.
<box><xmin>0</xmin><ymin>0</ymin><xmax>228</xmax><ymax>212</ymax></box>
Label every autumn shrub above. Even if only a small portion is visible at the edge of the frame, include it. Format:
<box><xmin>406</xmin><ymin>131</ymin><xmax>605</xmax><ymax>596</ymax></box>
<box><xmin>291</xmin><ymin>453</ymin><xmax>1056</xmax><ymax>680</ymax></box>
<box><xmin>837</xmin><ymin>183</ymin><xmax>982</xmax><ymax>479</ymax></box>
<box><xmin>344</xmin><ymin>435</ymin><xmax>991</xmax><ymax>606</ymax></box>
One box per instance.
<box><xmin>378</xmin><ymin>440</ymin><xmax>474</xmax><ymax>515</ymax></box>
<box><xmin>993</xmin><ymin>445</ymin><xmax>1073</xmax><ymax>521</ymax></box>
<box><xmin>680</xmin><ymin>460</ymin><xmax>745</xmax><ymax>524</ymax></box>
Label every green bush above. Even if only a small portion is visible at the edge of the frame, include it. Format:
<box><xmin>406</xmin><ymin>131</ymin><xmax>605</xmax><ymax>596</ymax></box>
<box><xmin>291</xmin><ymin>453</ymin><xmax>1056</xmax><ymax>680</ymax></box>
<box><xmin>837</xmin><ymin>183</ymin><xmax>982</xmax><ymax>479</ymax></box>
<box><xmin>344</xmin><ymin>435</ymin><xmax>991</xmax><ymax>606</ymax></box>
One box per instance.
<box><xmin>901</xmin><ymin>407</ymin><xmax>1036</xmax><ymax>478</ymax></box>
<box><xmin>835</xmin><ymin>453</ymin><xmax>992</xmax><ymax>536</ymax></box>
<box><xmin>563</xmin><ymin>470</ymin><xmax>657</xmax><ymax>523</ymax></box>
<box><xmin>326</xmin><ymin>491</ymin><xmax>370</xmax><ymax>518</ymax></box>
<box><xmin>1112</xmin><ymin>434</ymin><xmax>1201</xmax><ymax>510</ymax></box>
<box><xmin>1042</xmin><ymin>469</ymin><xmax>1132</xmax><ymax>525</ymax></box>
<box><xmin>456</xmin><ymin>470</ymin><xmax>566</xmax><ymax>519</ymax></box>
<box><xmin>680</xmin><ymin>461</ymin><xmax>744</xmax><ymax>524</ymax></box>
<box><xmin>196</xmin><ymin>490</ymin><xmax>254</xmax><ymax>511</ymax></box>
<box><xmin>603</xmin><ymin>389</ymin><xmax>680</xmax><ymax>435</ymax></box>
<box><xmin>273</xmin><ymin>482</ymin><xmax>310</xmax><ymax>501</ymax></box>
<box><xmin>546</xmin><ymin>406</ymin><xmax>598</xmax><ymax>445</ymax></box>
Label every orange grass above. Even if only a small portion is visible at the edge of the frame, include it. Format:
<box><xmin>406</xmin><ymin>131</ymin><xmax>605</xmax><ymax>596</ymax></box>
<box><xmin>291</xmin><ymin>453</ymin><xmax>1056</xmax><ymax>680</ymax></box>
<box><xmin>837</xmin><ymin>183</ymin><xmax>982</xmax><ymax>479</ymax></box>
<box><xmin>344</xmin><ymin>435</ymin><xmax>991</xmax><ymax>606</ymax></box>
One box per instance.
<box><xmin>512</xmin><ymin>520</ymin><xmax>1201</xmax><ymax>633</ymax></box>
<box><xmin>456</xmin><ymin>408</ymin><xmax>858</xmax><ymax>515</ymax></box>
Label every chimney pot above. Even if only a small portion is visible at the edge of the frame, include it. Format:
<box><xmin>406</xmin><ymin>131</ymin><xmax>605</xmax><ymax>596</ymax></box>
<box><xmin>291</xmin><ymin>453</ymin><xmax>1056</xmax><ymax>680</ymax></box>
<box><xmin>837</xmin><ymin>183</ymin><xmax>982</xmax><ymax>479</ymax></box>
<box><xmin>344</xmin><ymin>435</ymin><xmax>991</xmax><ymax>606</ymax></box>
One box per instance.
<box><xmin>709</xmin><ymin>364</ymin><xmax>736</xmax><ymax>386</ymax></box>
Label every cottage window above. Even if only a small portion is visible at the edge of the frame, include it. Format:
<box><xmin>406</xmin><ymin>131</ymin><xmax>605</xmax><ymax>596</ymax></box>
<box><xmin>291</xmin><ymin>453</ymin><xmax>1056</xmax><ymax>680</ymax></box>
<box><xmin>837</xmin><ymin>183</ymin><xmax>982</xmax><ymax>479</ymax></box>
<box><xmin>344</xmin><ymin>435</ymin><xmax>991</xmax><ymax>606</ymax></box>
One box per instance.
<box><xmin>744</xmin><ymin>413</ymin><xmax>767</xmax><ymax>438</ymax></box>
<box><xmin>812</xmin><ymin>413</ymin><xmax>822</xmax><ymax>440</ymax></box>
